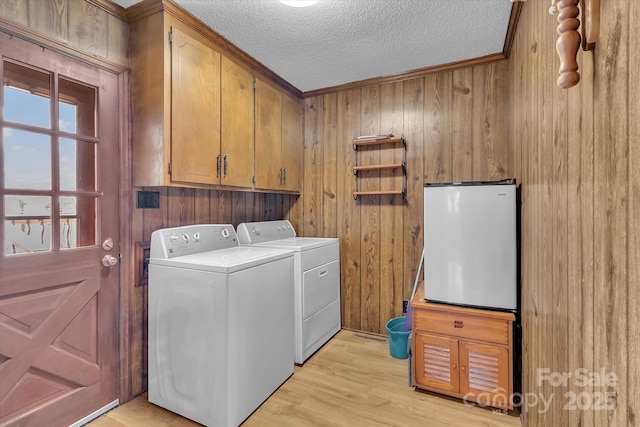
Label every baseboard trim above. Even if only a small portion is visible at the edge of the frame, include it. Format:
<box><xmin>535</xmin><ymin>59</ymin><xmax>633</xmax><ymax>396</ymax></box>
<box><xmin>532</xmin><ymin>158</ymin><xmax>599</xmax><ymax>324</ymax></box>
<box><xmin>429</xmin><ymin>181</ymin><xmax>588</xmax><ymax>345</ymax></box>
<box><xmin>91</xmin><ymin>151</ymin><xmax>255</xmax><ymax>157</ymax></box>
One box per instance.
<box><xmin>69</xmin><ymin>399</ymin><xmax>119</xmax><ymax>427</ymax></box>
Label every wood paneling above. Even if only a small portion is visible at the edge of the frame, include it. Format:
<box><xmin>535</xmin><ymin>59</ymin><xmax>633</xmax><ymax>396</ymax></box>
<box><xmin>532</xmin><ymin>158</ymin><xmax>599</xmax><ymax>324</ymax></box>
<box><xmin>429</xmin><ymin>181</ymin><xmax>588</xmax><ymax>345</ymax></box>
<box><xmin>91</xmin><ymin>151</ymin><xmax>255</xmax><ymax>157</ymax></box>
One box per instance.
<box><xmin>402</xmin><ymin>78</ymin><xmax>424</xmax><ymax>304</ymax></box>
<box><xmin>629</xmin><ymin>3</ymin><xmax>640</xmax><ymax>427</ymax></box>
<box><xmin>0</xmin><ymin>0</ymin><xmax>128</xmax><ymax>69</ymax></box>
<box><xmin>336</xmin><ymin>90</ymin><xmax>362</xmax><ymax>331</ymax></box>
<box><xmin>507</xmin><ymin>0</ymin><xmax>637</xmax><ymax>425</ymax></box>
<box><xmin>300</xmin><ymin>62</ymin><xmax>512</xmax><ymax>336</ymax></box>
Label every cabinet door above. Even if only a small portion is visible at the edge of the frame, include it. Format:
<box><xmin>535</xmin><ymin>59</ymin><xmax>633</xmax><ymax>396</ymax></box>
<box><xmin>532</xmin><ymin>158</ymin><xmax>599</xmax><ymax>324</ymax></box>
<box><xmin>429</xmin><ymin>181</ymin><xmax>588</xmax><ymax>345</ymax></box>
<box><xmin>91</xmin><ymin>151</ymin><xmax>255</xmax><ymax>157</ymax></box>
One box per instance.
<box><xmin>414</xmin><ymin>332</ymin><xmax>459</xmax><ymax>394</ymax></box>
<box><xmin>254</xmin><ymin>79</ymin><xmax>282</xmax><ymax>190</ymax></box>
<box><xmin>281</xmin><ymin>93</ymin><xmax>301</xmax><ymax>192</ymax></box>
<box><xmin>221</xmin><ymin>57</ymin><xmax>254</xmax><ymax>188</ymax></box>
<box><xmin>170</xmin><ymin>26</ymin><xmax>220</xmax><ymax>184</ymax></box>
<box><xmin>459</xmin><ymin>341</ymin><xmax>510</xmax><ymax>408</ymax></box>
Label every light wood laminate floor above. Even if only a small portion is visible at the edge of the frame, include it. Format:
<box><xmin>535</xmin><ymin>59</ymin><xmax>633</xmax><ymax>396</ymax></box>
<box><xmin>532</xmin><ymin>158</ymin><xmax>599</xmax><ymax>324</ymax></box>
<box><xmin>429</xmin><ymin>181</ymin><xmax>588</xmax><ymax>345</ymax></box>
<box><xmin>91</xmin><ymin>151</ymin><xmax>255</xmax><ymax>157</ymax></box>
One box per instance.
<box><xmin>89</xmin><ymin>330</ymin><xmax>521</xmax><ymax>427</ymax></box>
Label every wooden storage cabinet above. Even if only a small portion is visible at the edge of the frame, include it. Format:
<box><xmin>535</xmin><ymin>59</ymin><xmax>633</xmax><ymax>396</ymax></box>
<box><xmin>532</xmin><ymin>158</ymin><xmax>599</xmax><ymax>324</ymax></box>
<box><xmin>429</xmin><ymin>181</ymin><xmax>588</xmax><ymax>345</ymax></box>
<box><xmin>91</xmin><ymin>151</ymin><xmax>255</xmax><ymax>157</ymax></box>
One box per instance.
<box><xmin>220</xmin><ymin>56</ymin><xmax>255</xmax><ymax>188</ymax></box>
<box><xmin>130</xmin><ymin>10</ymin><xmax>225</xmax><ymax>187</ymax></box>
<box><xmin>255</xmin><ymin>78</ymin><xmax>301</xmax><ymax>192</ymax></box>
<box><xmin>129</xmin><ymin>2</ymin><xmax>299</xmax><ymax>192</ymax></box>
<box><xmin>169</xmin><ymin>26</ymin><xmax>221</xmax><ymax>185</ymax></box>
<box><xmin>411</xmin><ymin>283</ymin><xmax>515</xmax><ymax>410</ymax></box>
<box><xmin>280</xmin><ymin>93</ymin><xmax>302</xmax><ymax>192</ymax></box>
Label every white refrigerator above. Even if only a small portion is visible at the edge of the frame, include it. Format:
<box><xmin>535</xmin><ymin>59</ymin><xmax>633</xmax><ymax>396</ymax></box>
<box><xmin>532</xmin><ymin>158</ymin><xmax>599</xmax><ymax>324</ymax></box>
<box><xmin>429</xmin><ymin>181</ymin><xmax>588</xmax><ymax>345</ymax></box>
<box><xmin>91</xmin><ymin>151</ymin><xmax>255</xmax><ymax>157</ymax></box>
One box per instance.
<box><xmin>423</xmin><ymin>180</ymin><xmax>517</xmax><ymax>311</ymax></box>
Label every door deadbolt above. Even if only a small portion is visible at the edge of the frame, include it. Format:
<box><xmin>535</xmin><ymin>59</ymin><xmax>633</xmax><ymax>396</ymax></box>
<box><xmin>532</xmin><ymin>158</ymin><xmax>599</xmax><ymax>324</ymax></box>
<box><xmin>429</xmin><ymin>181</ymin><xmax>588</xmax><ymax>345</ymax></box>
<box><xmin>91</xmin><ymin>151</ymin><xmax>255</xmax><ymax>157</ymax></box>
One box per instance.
<box><xmin>102</xmin><ymin>237</ymin><xmax>114</xmax><ymax>251</ymax></box>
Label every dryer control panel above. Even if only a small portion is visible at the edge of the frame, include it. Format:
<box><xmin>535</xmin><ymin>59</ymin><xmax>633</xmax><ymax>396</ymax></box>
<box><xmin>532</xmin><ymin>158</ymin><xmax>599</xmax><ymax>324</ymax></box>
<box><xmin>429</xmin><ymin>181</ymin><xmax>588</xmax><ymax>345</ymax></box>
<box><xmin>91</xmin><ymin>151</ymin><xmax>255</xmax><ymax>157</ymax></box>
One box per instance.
<box><xmin>150</xmin><ymin>224</ymin><xmax>238</xmax><ymax>259</ymax></box>
<box><xmin>236</xmin><ymin>220</ymin><xmax>297</xmax><ymax>244</ymax></box>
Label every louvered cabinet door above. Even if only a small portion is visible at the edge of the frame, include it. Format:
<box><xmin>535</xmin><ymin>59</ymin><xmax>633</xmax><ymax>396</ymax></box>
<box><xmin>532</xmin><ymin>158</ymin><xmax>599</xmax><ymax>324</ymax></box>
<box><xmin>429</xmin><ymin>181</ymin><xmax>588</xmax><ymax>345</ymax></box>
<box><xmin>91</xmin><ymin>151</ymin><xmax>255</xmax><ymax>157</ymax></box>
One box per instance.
<box><xmin>414</xmin><ymin>332</ymin><xmax>459</xmax><ymax>393</ymax></box>
<box><xmin>459</xmin><ymin>341</ymin><xmax>510</xmax><ymax>407</ymax></box>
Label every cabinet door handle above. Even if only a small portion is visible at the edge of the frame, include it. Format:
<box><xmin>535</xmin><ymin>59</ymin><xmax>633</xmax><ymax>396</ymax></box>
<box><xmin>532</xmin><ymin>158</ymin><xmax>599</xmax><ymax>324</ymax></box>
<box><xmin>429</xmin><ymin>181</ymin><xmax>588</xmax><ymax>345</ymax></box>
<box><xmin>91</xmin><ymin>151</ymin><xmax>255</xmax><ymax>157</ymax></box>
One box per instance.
<box><xmin>461</xmin><ymin>365</ymin><xmax>466</xmax><ymax>371</ymax></box>
<box><xmin>452</xmin><ymin>364</ymin><xmax>457</xmax><ymax>370</ymax></box>
<box><xmin>216</xmin><ymin>155</ymin><xmax>221</xmax><ymax>178</ymax></box>
<box><xmin>279</xmin><ymin>168</ymin><xmax>283</xmax><ymax>185</ymax></box>
<box><xmin>283</xmin><ymin>167</ymin><xmax>286</xmax><ymax>184</ymax></box>
<box><xmin>223</xmin><ymin>155</ymin><xmax>228</xmax><ymax>176</ymax></box>
<box><xmin>454</xmin><ymin>320</ymin><xmax>464</xmax><ymax>328</ymax></box>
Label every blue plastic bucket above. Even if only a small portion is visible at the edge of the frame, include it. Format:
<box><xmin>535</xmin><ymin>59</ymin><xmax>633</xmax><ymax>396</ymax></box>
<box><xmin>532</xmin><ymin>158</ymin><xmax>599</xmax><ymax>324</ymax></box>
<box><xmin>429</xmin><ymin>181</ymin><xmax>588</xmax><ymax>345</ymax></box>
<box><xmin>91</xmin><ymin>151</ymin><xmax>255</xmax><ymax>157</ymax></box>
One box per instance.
<box><xmin>385</xmin><ymin>316</ymin><xmax>411</xmax><ymax>359</ymax></box>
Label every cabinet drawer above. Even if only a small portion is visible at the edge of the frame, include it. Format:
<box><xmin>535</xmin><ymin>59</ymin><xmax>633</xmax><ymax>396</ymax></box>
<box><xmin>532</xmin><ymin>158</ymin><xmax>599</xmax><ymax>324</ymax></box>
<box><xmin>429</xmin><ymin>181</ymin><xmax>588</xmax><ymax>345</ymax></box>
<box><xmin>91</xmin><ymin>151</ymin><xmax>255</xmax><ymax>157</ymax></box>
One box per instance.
<box><xmin>414</xmin><ymin>310</ymin><xmax>509</xmax><ymax>345</ymax></box>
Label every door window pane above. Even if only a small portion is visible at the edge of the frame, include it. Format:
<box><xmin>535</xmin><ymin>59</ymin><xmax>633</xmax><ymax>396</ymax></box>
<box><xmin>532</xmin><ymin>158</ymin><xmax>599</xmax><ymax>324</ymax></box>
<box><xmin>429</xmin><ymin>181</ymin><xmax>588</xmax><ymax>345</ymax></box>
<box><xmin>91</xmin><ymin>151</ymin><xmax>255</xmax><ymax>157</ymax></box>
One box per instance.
<box><xmin>59</xmin><ymin>138</ymin><xmax>96</xmax><ymax>191</ymax></box>
<box><xmin>59</xmin><ymin>77</ymin><xmax>96</xmax><ymax>137</ymax></box>
<box><xmin>60</xmin><ymin>196</ymin><xmax>96</xmax><ymax>249</ymax></box>
<box><xmin>2</xmin><ymin>60</ymin><xmax>101</xmax><ymax>256</ymax></box>
<box><xmin>3</xmin><ymin>61</ymin><xmax>51</xmax><ymax>129</ymax></box>
<box><xmin>4</xmin><ymin>195</ymin><xmax>52</xmax><ymax>254</ymax></box>
<box><xmin>3</xmin><ymin>129</ymin><xmax>52</xmax><ymax>190</ymax></box>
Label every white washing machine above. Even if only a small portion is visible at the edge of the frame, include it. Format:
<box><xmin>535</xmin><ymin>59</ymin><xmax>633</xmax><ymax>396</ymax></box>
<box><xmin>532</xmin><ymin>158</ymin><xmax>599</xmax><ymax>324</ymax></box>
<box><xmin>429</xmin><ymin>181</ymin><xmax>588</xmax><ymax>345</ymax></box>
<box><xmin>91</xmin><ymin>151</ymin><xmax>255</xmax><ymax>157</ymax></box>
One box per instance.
<box><xmin>148</xmin><ymin>224</ymin><xmax>294</xmax><ymax>427</ymax></box>
<box><xmin>236</xmin><ymin>220</ymin><xmax>341</xmax><ymax>364</ymax></box>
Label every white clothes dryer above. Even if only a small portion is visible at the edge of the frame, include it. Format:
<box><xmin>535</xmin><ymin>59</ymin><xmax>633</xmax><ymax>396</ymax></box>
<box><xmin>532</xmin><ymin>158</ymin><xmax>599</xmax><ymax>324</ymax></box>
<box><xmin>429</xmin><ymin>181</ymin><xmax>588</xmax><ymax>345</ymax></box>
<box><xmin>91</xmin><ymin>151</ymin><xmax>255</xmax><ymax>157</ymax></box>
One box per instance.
<box><xmin>236</xmin><ymin>220</ymin><xmax>341</xmax><ymax>364</ymax></box>
<box><xmin>148</xmin><ymin>224</ymin><xmax>294</xmax><ymax>427</ymax></box>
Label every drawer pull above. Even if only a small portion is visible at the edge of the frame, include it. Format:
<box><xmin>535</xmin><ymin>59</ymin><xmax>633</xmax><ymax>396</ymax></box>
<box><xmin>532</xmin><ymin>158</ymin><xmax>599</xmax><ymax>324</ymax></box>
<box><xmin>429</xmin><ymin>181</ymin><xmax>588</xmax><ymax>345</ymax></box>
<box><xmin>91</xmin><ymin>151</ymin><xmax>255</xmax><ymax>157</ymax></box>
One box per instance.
<box><xmin>454</xmin><ymin>320</ymin><xmax>464</xmax><ymax>328</ymax></box>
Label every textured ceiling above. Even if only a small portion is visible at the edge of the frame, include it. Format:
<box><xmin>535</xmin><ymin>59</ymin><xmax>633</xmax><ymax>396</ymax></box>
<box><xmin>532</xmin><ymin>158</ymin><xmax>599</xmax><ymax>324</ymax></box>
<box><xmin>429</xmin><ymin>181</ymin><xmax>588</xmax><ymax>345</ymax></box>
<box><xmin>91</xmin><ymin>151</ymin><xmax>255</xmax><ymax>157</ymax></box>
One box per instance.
<box><xmin>113</xmin><ymin>0</ymin><xmax>514</xmax><ymax>93</ymax></box>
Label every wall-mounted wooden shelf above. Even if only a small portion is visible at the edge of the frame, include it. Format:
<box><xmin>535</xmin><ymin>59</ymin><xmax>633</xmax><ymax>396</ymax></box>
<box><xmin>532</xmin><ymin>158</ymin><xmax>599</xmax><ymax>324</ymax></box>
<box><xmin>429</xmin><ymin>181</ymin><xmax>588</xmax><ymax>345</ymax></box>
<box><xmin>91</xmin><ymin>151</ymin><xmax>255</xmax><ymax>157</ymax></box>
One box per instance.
<box><xmin>352</xmin><ymin>135</ymin><xmax>406</xmax><ymax>200</ymax></box>
<box><xmin>353</xmin><ymin>162</ymin><xmax>405</xmax><ymax>174</ymax></box>
<box><xmin>353</xmin><ymin>190</ymin><xmax>405</xmax><ymax>199</ymax></box>
<box><xmin>352</xmin><ymin>136</ymin><xmax>405</xmax><ymax>149</ymax></box>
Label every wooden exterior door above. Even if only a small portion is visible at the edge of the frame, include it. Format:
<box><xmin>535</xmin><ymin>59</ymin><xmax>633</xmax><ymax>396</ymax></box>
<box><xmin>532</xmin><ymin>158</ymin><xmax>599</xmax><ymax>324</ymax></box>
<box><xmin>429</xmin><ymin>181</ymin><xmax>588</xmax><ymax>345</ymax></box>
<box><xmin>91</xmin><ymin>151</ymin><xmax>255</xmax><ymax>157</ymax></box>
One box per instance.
<box><xmin>0</xmin><ymin>34</ymin><xmax>120</xmax><ymax>426</ymax></box>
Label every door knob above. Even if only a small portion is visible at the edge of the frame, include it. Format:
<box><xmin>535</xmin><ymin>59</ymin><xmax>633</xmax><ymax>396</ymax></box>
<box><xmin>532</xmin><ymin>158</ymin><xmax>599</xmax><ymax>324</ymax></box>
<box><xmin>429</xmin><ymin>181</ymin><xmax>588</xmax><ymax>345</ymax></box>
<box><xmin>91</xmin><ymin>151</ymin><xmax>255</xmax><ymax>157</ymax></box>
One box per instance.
<box><xmin>101</xmin><ymin>255</ymin><xmax>118</xmax><ymax>267</ymax></box>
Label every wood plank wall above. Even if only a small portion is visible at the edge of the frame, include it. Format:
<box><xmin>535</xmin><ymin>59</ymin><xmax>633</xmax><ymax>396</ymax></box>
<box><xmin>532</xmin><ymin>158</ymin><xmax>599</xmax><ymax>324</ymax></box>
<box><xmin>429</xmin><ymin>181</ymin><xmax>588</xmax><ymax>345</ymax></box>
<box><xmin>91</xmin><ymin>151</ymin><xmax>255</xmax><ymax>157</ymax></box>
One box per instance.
<box><xmin>507</xmin><ymin>0</ymin><xmax>638</xmax><ymax>425</ymax></box>
<box><xmin>299</xmin><ymin>62</ymin><xmax>512</xmax><ymax>335</ymax></box>
<box><xmin>0</xmin><ymin>0</ymin><xmax>128</xmax><ymax>68</ymax></box>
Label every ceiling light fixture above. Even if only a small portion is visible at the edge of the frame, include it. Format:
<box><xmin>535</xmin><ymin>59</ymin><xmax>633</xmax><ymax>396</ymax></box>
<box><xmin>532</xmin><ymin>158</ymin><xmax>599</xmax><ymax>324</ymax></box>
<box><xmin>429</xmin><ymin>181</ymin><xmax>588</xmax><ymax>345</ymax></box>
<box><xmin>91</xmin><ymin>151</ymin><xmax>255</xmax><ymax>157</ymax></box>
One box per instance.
<box><xmin>280</xmin><ymin>0</ymin><xmax>319</xmax><ymax>7</ymax></box>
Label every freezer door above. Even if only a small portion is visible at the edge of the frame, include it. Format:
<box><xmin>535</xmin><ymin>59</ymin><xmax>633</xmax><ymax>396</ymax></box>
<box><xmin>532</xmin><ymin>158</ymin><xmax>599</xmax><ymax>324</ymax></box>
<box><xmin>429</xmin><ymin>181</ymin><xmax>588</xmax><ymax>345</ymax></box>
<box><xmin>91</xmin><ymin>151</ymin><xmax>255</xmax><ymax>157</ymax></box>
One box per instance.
<box><xmin>423</xmin><ymin>183</ymin><xmax>517</xmax><ymax>310</ymax></box>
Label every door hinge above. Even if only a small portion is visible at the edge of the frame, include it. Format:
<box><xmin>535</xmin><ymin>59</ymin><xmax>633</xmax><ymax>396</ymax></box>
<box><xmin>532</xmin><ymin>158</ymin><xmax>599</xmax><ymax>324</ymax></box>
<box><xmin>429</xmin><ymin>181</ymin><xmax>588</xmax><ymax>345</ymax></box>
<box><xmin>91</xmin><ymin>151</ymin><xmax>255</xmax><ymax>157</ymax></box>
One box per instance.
<box><xmin>168</xmin><ymin>162</ymin><xmax>172</xmax><ymax>174</ymax></box>
<box><xmin>252</xmin><ymin>80</ymin><xmax>256</xmax><ymax>91</ymax></box>
<box><xmin>168</xmin><ymin>29</ymin><xmax>172</xmax><ymax>44</ymax></box>
<box><xmin>252</xmin><ymin>176</ymin><xmax>255</xmax><ymax>185</ymax></box>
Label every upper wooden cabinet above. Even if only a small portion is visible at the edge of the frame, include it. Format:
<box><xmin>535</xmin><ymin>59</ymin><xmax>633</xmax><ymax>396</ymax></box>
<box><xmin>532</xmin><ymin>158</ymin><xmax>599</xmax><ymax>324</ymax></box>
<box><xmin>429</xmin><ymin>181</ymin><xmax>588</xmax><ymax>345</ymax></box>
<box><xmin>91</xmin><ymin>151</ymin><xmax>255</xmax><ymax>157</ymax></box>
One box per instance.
<box><xmin>281</xmin><ymin>93</ymin><xmax>302</xmax><ymax>192</ymax></box>
<box><xmin>169</xmin><ymin>26</ymin><xmax>221</xmax><ymax>185</ymax></box>
<box><xmin>255</xmin><ymin>78</ymin><xmax>302</xmax><ymax>193</ymax></box>
<box><xmin>129</xmin><ymin>2</ymin><xmax>300</xmax><ymax>193</ymax></box>
<box><xmin>220</xmin><ymin>56</ymin><xmax>254</xmax><ymax>189</ymax></box>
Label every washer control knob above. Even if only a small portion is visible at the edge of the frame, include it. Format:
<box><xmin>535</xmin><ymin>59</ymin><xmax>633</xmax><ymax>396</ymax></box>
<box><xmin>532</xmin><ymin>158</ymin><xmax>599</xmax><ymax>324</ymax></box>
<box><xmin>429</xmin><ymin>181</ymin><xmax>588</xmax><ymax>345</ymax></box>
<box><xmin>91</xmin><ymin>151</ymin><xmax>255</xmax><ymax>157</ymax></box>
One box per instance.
<box><xmin>221</xmin><ymin>228</ymin><xmax>230</xmax><ymax>238</ymax></box>
<box><xmin>253</xmin><ymin>227</ymin><xmax>261</xmax><ymax>235</ymax></box>
<box><xmin>182</xmin><ymin>233</ymin><xmax>189</xmax><ymax>242</ymax></box>
<box><xmin>193</xmin><ymin>232</ymin><xmax>200</xmax><ymax>241</ymax></box>
<box><xmin>169</xmin><ymin>235</ymin><xmax>179</xmax><ymax>243</ymax></box>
